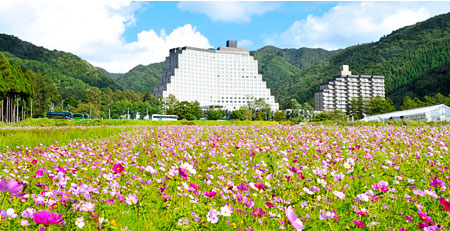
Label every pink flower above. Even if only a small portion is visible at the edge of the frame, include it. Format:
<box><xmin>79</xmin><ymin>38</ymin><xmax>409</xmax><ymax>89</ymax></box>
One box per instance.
<box><xmin>32</xmin><ymin>210</ymin><xmax>63</xmax><ymax>225</ymax></box>
<box><xmin>285</xmin><ymin>206</ymin><xmax>305</xmax><ymax>230</ymax></box>
<box><xmin>0</xmin><ymin>179</ymin><xmax>26</xmax><ymax>197</ymax></box>
<box><xmin>265</xmin><ymin>202</ymin><xmax>274</xmax><ymax>208</ymax></box>
<box><xmin>418</xmin><ymin>210</ymin><xmax>433</xmax><ymax>223</ymax></box>
<box><xmin>440</xmin><ymin>198</ymin><xmax>450</xmax><ymax>211</ymax></box>
<box><xmin>431</xmin><ymin>178</ymin><xmax>445</xmax><ymax>188</ymax></box>
<box><xmin>353</xmin><ymin>220</ymin><xmax>365</xmax><ymax>228</ymax></box>
<box><xmin>204</xmin><ymin>191</ymin><xmax>216</xmax><ymax>198</ymax></box>
<box><xmin>112</xmin><ymin>163</ymin><xmax>124</xmax><ymax>173</ymax></box>
<box><xmin>178</xmin><ymin>167</ymin><xmax>188</xmax><ymax>180</ymax></box>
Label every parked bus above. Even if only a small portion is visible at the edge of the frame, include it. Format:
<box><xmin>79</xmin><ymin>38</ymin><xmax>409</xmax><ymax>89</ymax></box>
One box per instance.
<box><xmin>73</xmin><ymin>113</ymin><xmax>84</xmax><ymax>120</ymax></box>
<box><xmin>83</xmin><ymin>114</ymin><xmax>90</xmax><ymax>119</ymax></box>
<box><xmin>151</xmin><ymin>114</ymin><xmax>177</xmax><ymax>121</ymax></box>
<box><xmin>47</xmin><ymin>112</ymin><xmax>73</xmax><ymax>119</ymax></box>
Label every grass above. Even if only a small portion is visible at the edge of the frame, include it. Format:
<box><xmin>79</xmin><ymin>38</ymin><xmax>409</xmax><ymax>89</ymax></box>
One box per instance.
<box><xmin>0</xmin><ymin>126</ymin><xmax>133</xmax><ymax>150</ymax></box>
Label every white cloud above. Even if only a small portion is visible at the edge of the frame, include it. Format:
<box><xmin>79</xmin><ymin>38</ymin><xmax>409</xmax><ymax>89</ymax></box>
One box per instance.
<box><xmin>238</xmin><ymin>39</ymin><xmax>253</xmax><ymax>48</ymax></box>
<box><xmin>265</xmin><ymin>2</ymin><xmax>450</xmax><ymax>50</ymax></box>
<box><xmin>92</xmin><ymin>24</ymin><xmax>211</xmax><ymax>72</ymax></box>
<box><xmin>0</xmin><ymin>0</ymin><xmax>211</xmax><ymax>73</ymax></box>
<box><xmin>177</xmin><ymin>2</ymin><xmax>280</xmax><ymax>23</ymax></box>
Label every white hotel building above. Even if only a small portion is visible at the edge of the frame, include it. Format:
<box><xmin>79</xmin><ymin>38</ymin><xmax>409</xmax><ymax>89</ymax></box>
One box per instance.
<box><xmin>153</xmin><ymin>40</ymin><xmax>279</xmax><ymax>111</ymax></box>
<box><xmin>314</xmin><ymin>65</ymin><xmax>385</xmax><ymax>112</ymax></box>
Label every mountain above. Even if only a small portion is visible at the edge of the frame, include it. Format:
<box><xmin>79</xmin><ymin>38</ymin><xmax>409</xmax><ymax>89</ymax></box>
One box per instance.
<box><xmin>0</xmin><ymin>34</ymin><xmax>122</xmax><ymax>99</ymax></box>
<box><xmin>273</xmin><ymin>12</ymin><xmax>450</xmax><ymax>108</ymax></box>
<box><xmin>250</xmin><ymin>46</ymin><xmax>334</xmax><ymax>90</ymax></box>
<box><xmin>113</xmin><ymin>62</ymin><xmax>164</xmax><ymax>92</ymax></box>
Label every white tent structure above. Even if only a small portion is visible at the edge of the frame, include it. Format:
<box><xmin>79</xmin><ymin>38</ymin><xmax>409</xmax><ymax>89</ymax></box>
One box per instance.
<box><xmin>361</xmin><ymin>104</ymin><xmax>450</xmax><ymax>122</ymax></box>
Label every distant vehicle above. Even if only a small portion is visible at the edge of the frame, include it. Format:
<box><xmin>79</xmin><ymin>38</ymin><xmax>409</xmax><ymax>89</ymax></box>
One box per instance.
<box><xmin>151</xmin><ymin>114</ymin><xmax>177</xmax><ymax>121</ymax></box>
<box><xmin>73</xmin><ymin>113</ymin><xmax>84</xmax><ymax>120</ymax></box>
<box><xmin>83</xmin><ymin>114</ymin><xmax>90</xmax><ymax>119</ymax></box>
<box><xmin>47</xmin><ymin>112</ymin><xmax>73</xmax><ymax>119</ymax></box>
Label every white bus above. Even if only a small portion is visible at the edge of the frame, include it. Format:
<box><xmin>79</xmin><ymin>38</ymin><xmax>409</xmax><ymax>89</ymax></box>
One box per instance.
<box><xmin>151</xmin><ymin>114</ymin><xmax>178</xmax><ymax>121</ymax></box>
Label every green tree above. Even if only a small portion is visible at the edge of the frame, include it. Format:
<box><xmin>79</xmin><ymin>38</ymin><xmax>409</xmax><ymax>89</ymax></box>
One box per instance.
<box><xmin>366</xmin><ymin>96</ymin><xmax>395</xmax><ymax>115</ymax></box>
<box><xmin>229</xmin><ymin>110</ymin><xmax>245</xmax><ymax>120</ymax></box>
<box><xmin>274</xmin><ymin>111</ymin><xmax>287</xmax><ymax>122</ymax></box>
<box><xmin>206</xmin><ymin>108</ymin><xmax>226</xmax><ymax>120</ymax></box>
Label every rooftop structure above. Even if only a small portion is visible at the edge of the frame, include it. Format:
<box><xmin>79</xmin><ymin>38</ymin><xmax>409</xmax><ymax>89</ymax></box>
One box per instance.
<box><xmin>314</xmin><ymin>65</ymin><xmax>385</xmax><ymax>112</ymax></box>
<box><xmin>361</xmin><ymin>104</ymin><xmax>450</xmax><ymax>122</ymax></box>
<box><xmin>153</xmin><ymin>40</ymin><xmax>279</xmax><ymax>111</ymax></box>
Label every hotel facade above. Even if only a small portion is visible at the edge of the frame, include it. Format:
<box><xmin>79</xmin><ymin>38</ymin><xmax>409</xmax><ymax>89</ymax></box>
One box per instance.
<box><xmin>153</xmin><ymin>40</ymin><xmax>279</xmax><ymax>111</ymax></box>
<box><xmin>314</xmin><ymin>65</ymin><xmax>385</xmax><ymax>112</ymax></box>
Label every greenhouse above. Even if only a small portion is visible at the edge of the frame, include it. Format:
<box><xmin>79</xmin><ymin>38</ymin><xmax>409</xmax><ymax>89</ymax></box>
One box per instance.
<box><xmin>361</xmin><ymin>104</ymin><xmax>450</xmax><ymax>122</ymax></box>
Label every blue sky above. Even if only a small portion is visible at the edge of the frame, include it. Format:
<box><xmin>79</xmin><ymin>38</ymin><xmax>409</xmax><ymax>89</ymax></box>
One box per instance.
<box><xmin>124</xmin><ymin>2</ymin><xmax>339</xmax><ymax>51</ymax></box>
<box><xmin>1</xmin><ymin>1</ymin><xmax>450</xmax><ymax>72</ymax></box>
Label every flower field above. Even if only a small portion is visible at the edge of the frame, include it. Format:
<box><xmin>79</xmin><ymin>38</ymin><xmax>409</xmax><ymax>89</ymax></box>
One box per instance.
<box><xmin>0</xmin><ymin>124</ymin><xmax>450</xmax><ymax>230</ymax></box>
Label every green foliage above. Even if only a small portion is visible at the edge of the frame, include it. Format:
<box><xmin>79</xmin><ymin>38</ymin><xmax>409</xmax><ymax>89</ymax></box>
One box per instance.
<box><xmin>250</xmin><ymin>46</ymin><xmax>334</xmax><ymax>96</ymax></box>
<box><xmin>206</xmin><ymin>108</ymin><xmax>226</xmax><ymax>120</ymax></box>
<box><xmin>0</xmin><ymin>34</ymin><xmax>122</xmax><ymax>98</ymax></box>
<box><xmin>274</xmin><ymin>111</ymin><xmax>286</xmax><ymax>122</ymax></box>
<box><xmin>229</xmin><ymin>110</ymin><xmax>245</xmax><ymax>120</ymax></box>
<box><xmin>312</xmin><ymin>110</ymin><xmax>348</xmax><ymax>122</ymax></box>
<box><xmin>113</xmin><ymin>63</ymin><xmax>164</xmax><ymax>92</ymax></box>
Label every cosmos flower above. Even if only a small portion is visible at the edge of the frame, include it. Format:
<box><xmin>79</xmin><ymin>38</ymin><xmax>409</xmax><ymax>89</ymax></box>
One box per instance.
<box><xmin>75</xmin><ymin>216</ymin><xmax>85</xmax><ymax>228</ymax></box>
<box><xmin>1</xmin><ymin>208</ymin><xmax>18</xmax><ymax>219</ymax></box>
<box><xmin>125</xmin><ymin>194</ymin><xmax>138</xmax><ymax>205</ymax></box>
<box><xmin>0</xmin><ymin>179</ymin><xmax>26</xmax><ymax>197</ymax></box>
<box><xmin>220</xmin><ymin>205</ymin><xmax>232</xmax><ymax>217</ymax></box>
<box><xmin>206</xmin><ymin>209</ymin><xmax>219</xmax><ymax>223</ymax></box>
<box><xmin>33</xmin><ymin>210</ymin><xmax>63</xmax><ymax>225</ymax></box>
<box><xmin>112</xmin><ymin>163</ymin><xmax>124</xmax><ymax>174</ymax></box>
<box><xmin>440</xmin><ymin>198</ymin><xmax>450</xmax><ymax>211</ymax></box>
<box><xmin>353</xmin><ymin>220</ymin><xmax>365</xmax><ymax>228</ymax></box>
<box><xmin>285</xmin><ymin>206</ymin><xmax>305</xmax><ymax>231</ymax></box>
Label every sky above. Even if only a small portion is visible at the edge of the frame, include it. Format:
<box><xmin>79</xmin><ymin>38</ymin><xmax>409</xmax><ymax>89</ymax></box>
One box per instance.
<box><xmin>0</xmin><ymin>1</ymin><xmax>450</xmax><ymax>73</ymax></box>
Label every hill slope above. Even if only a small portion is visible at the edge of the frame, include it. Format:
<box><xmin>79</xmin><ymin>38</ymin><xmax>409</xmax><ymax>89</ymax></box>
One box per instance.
<box><xmin>274</xmin><ymin>12</ymin><xmax>450</xmax><ymax>108</ymax></box>
<box><xmin>113</xmin><ymin>62</ymin><xmax>164</xmax><ymax>92</ymax></box>
<box><xmin>0</xmin><ymin>34</ymin><xmax>122</xmax><ymax>98</ymax></box>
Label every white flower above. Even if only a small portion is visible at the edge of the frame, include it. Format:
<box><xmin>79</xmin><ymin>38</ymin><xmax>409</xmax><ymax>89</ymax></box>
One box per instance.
<box><xmin>76</xmin><ymin>216</ymin><xmax>85</xmax><ymax>228</ymax></box>
<box><xmin>145</xmin><ymin>166</ymin><xmax>157</xmax><ymax>175</ymax></box>
<box><xmin>1</xmin><ymin>208</ymin><xmax>18</xmax><ymax>219</ymax></box>
<box><xmin>220</xmin><ymin>205</ymin><xmax>232</xmax><ymax>217</ymax></box>
<box><xmin>343</xmin><ymin>162</ymin><xmax>351</xmax><ymax>169</ymax></box>
<box><xmin>333</xmin><ymin>190</ymin><xmax>345</xmax><ymax>199</ymax></box>
<box><xmin>80</xmin><ymin>202</ymin><xmax>95</xmax><ymax>212</ymax></box>
<box><xmin>21</xmin><ymin>220</ymin><xmax>30</xmax><ymax>226</ymax></box>
<box><xmin>317</xmin><ymin>178</ymin><xmax>327</xmax><ymax>187</ymax></box>
<box><xmin>303</xmin><ymin>187</ymin><xmax>314</xmax><ymax>195</ymax></box>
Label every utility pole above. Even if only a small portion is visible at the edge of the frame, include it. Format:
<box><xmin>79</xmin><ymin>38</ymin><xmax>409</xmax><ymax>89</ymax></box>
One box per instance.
<box><xmin>30</xmin><ymin>98</ymin><xmax>33</xmax><ymax>118</ymax></box>
<box><xmin>62</xmin><ymin>99</ymin><xmax>64</xmax><ymax>111</ymax></box>
<box><xmin>90</xmin><ymin>109</ymin><xmax>92</xmax><ymax>119</ymax></box>
<box><xmin>109</xmin><ymin>108</ymin><xmax>111</xmax><ymax>120</ymax></box>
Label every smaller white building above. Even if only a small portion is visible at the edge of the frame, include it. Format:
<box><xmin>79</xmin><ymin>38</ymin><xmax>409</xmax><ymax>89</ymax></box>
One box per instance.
<box><xmin>361</xmin><ymin>104</ymin><xmax>450</xmax><ymax>122</ymax></box>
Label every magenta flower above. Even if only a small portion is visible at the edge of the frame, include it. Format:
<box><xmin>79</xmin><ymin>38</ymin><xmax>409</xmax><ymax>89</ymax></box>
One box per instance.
<box><xmin>440</xmin><ymin>198</ymin><xmax>450</xmax><ymax>211</ymax></box>
<box><xmin>204</xmin><ymin>191</ymin><xmax>216</xmax><ymax>198</ymax></box>
<box><xmin>33</xmin><ymin>210</ymin><xmax>63</xmax><ymax>225</ymax></box>
<box><xmin>333</xmin><ymin>210</ymin><xmax>339</xmax><ymax>222</ymax></box>
<box><xmin>0</xmin><ymin>179</ymin><xmax>26</xmax><ymax>197</ymax></box>
<box><xmin>353</xmin><ymin>220</ymin><xmax>365</xmax><ymax>228</ymax></box>
<box><xmin>431</xmin><ymin>178</ymin><xmax>445</xmax><ymax>188</ymax></box>
<box><xmin>265</xmin><ymin>202</ymin><xmax>274</xmax><ymax>208</ymax></box>
<box><xmin>372</xmin><ymin>180</ymin><xmax>388</xmax><ymax>192</ymax></box>
<box><xmin>178</xmin><ymin>167</ymin><xmax>189</xmax><ymax>180</ymax></box>
<box><xmin>285</xmin><ymin>206</ymin><xmax>305</xmax><ymax>230</ymax></box>
<box><xmin>418</xmin><ymin>210</ymin><xmax>433</xmax><ymax>223</ymax></box>
<box><xmin>112</xmin><ymin>163</ymin><xmax>124</xmax><ymax>173</ymax></box>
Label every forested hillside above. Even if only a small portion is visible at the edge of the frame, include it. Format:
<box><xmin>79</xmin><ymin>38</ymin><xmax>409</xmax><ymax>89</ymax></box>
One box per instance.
<box><xmin>0</xmin><ymin>34</ymin><xmax>122</xmax><ymax>99</ymax></box>
<box><xmin>273</xmin><ymin>12</ymin><xmax>450</xmax><ymax>108</ymax></box>
<box><xmin>114</xmin><ymin>62</ymin><xmax>164</xmax><ymax>92</ymax></box>
<box><xmin>250</xmin><ymin>46</ymin><xmax>334</xmax><ymax>90</ymax></box>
